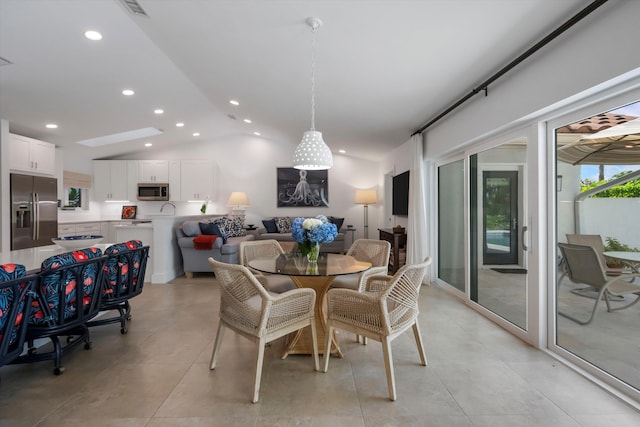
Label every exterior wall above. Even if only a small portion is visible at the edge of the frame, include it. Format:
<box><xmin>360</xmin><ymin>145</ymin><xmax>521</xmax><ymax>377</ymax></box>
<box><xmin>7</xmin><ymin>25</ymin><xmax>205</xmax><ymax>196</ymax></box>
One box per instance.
<box><xmin>580</xmin><ymin>198</ymin><xmax>640</xmax><ymax>247</ymax></box>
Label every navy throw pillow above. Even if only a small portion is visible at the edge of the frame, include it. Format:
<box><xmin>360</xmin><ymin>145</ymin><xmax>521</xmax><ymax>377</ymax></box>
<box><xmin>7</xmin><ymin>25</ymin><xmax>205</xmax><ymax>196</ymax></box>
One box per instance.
<box><xmin>199</xmin><ymin>222</ymin><xmax>226</xmax><ymax>243</ymax></box>
<box><xmin>262</xmin><ymin>219</ymin><xmax>278</xmax><ymax>233</ymax></box>
<box><xmin>328</xmin><ymin>216</ymin><xmax>344</xmax><ymax>231</ymax></box>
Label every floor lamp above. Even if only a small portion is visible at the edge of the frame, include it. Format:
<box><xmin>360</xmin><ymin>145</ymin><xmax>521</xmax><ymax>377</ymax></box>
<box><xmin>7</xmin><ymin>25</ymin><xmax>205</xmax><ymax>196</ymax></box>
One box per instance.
<box><xmin>355</xmin><ymin>190</ymin><xmax>377</xmax><ymax>239</ymax></box>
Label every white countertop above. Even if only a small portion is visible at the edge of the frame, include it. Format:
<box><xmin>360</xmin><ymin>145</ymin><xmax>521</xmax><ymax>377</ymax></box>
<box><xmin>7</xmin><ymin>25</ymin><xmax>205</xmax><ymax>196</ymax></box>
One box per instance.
<box><xmin>0</xmin><ymin>243</ymin><xmax>112</xmax><ymax>272</ymax></box>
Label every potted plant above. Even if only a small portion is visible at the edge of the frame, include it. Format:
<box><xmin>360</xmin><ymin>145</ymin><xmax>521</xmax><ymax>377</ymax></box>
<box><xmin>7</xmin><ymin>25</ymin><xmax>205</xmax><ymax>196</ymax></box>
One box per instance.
<box><xmin>604</xmin><ymin>237</ymin><xmax>639</xmax><ymax>268</ymax></box>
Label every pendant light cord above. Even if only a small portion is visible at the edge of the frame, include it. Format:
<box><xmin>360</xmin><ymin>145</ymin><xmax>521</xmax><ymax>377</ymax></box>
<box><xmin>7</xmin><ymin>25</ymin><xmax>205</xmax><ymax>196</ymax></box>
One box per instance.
<box><xmin>310</xmin><ymin>23</ymin><xmax>317</xmax><ymax>131</ymax></box>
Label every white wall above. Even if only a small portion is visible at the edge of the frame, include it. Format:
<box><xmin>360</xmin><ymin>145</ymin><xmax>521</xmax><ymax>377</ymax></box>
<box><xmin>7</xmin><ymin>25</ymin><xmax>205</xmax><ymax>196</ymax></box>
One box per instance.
<box><xmin>58</xmin><ymin>133</ymin><xmax>381</xmax><ymax>240</ymax></box>
<box><xmin>580</xmin><ymin>198</ymin><xmax>640</xmax><ymax>247</ymax></box>
<box><xmin>424</xmin><ymin>1</ymin><xmax>640</xmax><ymax>159</ymax></box>
<box><xmin>379</xmin><ymin>139</ymin><xmax>413</xmax><ymax>230</ymax></box>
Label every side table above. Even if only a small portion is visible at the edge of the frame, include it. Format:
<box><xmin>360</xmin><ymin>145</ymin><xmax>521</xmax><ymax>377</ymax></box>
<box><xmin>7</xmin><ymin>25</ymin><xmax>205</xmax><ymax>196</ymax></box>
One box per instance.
<box><xmin>378</xmin><ymin>228</ymin><xmax>407</xmax><ymax>274</ymax></box>
<box><xmin>344</xmin><ymin>227</ymin><xmax>356</xmax><ymax>250</ymax></box>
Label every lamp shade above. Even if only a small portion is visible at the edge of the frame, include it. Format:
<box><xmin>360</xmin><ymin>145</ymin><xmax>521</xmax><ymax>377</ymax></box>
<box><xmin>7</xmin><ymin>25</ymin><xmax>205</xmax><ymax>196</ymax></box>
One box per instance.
<box><xmin>355</xmin><ymin>189</ymin><xmax>377</xmax><ymax>205</ymax></box>
<box><xmin>293</xmin><ymin>131</ymin><xmax>333</xmax><ymax>170</ymax></box>
<box><xmin>227</xmin><ymin>191</ymin><xmax>250</xmax><ymax>206</ymax></box>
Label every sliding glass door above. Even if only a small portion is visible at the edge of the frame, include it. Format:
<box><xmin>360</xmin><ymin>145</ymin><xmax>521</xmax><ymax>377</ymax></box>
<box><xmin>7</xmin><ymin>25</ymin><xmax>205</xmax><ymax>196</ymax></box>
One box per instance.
<box><xmin>470</xmin><ymin>141</ymin><xmax>528</xmax><ymax>330</ymax></box>
<box><xmin>554</xmin><ymin>99</ymin><xmax>640</xmax><ymax>395</ymax></box>
<box><xmin>437</xmin><ymin>159</ymin><xmax>465</xmax><ymax>292</ymax></box>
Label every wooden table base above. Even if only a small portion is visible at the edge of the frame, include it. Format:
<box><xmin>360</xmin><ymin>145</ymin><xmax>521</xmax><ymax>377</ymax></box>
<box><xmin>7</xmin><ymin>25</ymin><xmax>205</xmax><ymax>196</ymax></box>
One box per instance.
<box><xmin>282</xmin><ymin>275</ymin><xmax>343</xmax><ymax>359</ymax></box>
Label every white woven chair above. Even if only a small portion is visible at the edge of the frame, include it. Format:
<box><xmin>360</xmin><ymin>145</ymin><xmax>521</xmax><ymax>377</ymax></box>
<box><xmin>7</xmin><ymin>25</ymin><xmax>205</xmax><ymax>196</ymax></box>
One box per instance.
<box><xmin>330</xmin><ymin>239</ymin><xmax>391</xmax><ymax>291</ymax></box>
<box><xmin>208</xmin><ymin>258</ymin><xmax>319</xmax><ymax>403</ymax></box>
<box><xmin>557</xmin><ymin>243</ymin><xmax>640</xmax><ymax>325</ymax></box>
<box><xmin>322</xmin><ymin>257</ymin><xmax>432</xmax><ymax>401</ymax></box>
<box><xmin>239</xmin><ymin>240</ymin><xmax>296</xmax><ymax>293</ymax></box>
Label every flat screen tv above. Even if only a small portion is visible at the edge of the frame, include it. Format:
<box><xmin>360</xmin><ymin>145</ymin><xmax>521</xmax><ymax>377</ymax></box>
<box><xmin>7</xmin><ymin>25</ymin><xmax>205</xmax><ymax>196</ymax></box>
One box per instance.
<box><xmin>392</xmin><ymin>170</ymin><xmax>409</xmax><ymax>216</ymax></box>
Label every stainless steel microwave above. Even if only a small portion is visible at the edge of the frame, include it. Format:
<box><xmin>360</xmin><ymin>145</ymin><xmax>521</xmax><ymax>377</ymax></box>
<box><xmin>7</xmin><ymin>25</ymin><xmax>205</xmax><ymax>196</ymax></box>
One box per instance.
<box><xmin>137</xmin><ymin>183</ymin><xmax>169</xmax><ymax>201</ymax></box>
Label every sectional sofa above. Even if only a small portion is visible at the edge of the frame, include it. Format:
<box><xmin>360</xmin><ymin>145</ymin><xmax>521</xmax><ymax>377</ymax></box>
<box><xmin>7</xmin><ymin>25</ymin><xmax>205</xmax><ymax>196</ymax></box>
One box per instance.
<box><xmin>256</xmin><ymin>216</ymin><xmax>346</xmax><ymax>254</ymax></box>
<box><xmin>175</xmin><ymin>218</ymin><xmax>254</xmax><ymax>278</ymax></box>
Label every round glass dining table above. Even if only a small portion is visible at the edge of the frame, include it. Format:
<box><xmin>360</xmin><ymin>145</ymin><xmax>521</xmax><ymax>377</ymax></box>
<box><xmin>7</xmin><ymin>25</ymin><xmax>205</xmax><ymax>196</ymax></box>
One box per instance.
<box><xmin>249</xmin><ymin>253</ymin><xmax>371</xmax><ymax>358</ymax></box>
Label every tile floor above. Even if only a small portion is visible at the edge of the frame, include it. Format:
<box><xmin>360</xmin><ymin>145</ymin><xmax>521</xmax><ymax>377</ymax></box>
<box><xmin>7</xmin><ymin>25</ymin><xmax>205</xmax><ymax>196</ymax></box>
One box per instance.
<box><xmin>1</xmin><ymin>274</ymin><xmax>639</xmax><ymax>426</ymax></box>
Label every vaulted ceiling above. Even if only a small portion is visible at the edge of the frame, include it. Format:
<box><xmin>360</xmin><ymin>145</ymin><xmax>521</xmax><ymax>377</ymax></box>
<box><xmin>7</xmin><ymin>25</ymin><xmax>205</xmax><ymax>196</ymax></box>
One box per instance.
<box><xmin>0</xmin><ymin>0</ymin><xmax>591</xmax><ymax>162</ymax></box>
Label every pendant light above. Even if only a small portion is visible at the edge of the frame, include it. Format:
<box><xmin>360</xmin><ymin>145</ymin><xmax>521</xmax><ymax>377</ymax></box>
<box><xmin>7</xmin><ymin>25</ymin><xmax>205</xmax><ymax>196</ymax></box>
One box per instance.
<box><xmin>293</xmin><ymin>17</ymin><xmax>333</xmax><ymax>170</ymax></box>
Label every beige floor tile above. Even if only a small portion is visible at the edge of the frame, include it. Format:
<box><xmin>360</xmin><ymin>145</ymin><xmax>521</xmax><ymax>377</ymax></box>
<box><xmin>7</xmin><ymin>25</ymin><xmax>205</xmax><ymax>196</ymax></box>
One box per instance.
<box><xmin>0</xmin><ymin>276</ymin><xmax>637</xmax><ymax>426</ymax></box>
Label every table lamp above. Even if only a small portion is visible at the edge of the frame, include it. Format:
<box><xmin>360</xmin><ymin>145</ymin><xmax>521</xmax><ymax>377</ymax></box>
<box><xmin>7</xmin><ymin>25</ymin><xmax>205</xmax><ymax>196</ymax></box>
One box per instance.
<box><xmin>355</xmin><ymin>189</ymin><xmax>377</xmax><ymax>238</ymax></box>
<box><xmin>227</xmin><ymin>191</ymin><xmax>250</xmax><ymax>224</ymax></box>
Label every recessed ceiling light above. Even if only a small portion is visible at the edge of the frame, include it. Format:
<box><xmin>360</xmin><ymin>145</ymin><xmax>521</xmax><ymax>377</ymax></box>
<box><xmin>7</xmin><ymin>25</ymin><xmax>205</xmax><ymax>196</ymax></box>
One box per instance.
<box><xmin>176</xmin><ymin>122</ymin><xmax>185</xmax><ymax>127</ymax></box>
<box><xmin>45</xmin><ymin>123</ymin><xmax>58</xmax><ymax>129</ymax></box>
<box><xmin>243</xmin><ymin>118</ymin><xmax>252</xmax><ymax>124</ymax></box>
<box><xmin>229</xmin><ymin>100</ymin><xmax>239</xmax><ymax>106</ymax></box>
<box><xmin>192</xmin><ymin>132</ymin><xmax>200</xmax><ymax>137</ymax></box>
<box><xmin>253</xmin><ymin>131</ymin><xmax>261</xmax><ymax>136</ymax></box>
<box><xmin>154</xmin><ymin>109</ymin><xmax>164</xmax><ymax>114</ymax></box>
<box><xmin>122</xmin><ymin>89</ymin><xmax>134</xmax><ymax>96</ymax></box>
<box><xmin>338</xmin><ymin>149</ymin><xmax>346</xmax><ymax>154</ymax></box>
<box><xmin>144</xmin><ymin>143</ymin><xmax>152</xmax><ymax>147</ymax></box>
<box><xmin>84</xmin><ymin>30</ymin><xmax>102</xmax><ymax>41</ymax></box>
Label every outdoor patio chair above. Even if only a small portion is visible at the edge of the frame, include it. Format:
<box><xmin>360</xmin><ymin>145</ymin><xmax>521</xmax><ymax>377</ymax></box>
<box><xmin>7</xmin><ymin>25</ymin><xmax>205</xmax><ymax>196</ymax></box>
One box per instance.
<box><xmin>557</xmin><ymin>243</ymin><xmax>640</xmax><ymax>325</ymax></box>
<box><xmin>208</xmin><ymin>258</ymin><xmax>319</xmax><ymax>403</ymax></box>
<box><xmin>239</xmin><ymin>240</ymin><xmax>296</xmax><ymax>293</ymax></box>
<box><xmin>322</xmin><ymin>257</ymin><xmax>432</xmax><ymax>401</ymax></box>
<box><xmin>0</xmin><ymin>264</ymin><xmax>37</xmax><ymax>373</ymax></box>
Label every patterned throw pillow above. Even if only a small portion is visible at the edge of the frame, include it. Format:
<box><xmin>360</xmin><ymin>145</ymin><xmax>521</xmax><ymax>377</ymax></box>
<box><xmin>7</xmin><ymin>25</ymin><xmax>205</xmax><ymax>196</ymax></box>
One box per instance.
<box><xmin>213</xmin><ymin>216</ymin><xmax>246</xmax><ymax>240</ymax></box>
<box><xmin>274</xmin><ymin>216</ymin><xmax>292</xmax><ymax>233</ymax></box>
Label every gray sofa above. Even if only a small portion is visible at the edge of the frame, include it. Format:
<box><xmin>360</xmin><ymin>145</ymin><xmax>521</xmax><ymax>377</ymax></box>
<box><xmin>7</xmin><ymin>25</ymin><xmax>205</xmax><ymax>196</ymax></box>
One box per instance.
<box><xmin>175</xmin><ymin>219</ymin><xmax>255</xmax><ymax>278</ymax></box>
<box><xmin>256</xmin><ymin>228</ymin><xmax>346</xmax><ymax>253</ymax></box>
<box><xmin>256</xmin><ymin>217</ymin><xmax>348</xmax><ymax>254</ymax></box>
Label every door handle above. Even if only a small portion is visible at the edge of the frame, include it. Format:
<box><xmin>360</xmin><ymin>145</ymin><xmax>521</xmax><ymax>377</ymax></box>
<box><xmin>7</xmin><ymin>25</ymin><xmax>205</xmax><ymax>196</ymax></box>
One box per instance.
<box><xmin>33</xmin><ymin>193</ymin><xmax>40</xmax><ymax>240</ymax></box>
<box><xmin>521</xmin><ymin>226</ymin><xmax>528</xmax><ymax>251</ymax></box>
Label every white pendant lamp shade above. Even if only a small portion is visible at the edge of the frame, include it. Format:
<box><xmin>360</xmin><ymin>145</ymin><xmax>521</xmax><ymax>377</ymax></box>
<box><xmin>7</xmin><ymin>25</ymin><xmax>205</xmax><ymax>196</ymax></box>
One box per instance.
<box><xmin>293</xmin><ymin>131</ymin><xmax>333</xmax><ymax>170</ymax></box>
<box><xmin>293</xmin><ymin>17</ymin><xmax>333</xmax><ymax>171</ymax></box>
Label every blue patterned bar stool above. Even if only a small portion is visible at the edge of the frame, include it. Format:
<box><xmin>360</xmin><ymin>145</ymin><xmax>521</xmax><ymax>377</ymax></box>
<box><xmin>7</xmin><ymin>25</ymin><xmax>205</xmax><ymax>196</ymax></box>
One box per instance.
<box><xmin>88</xmin><ymin>240</ymin><xmax>149</xmax><ymax>334</ymax></box>
<box><xmin>0</xmin><ymin>264</ymin><xmax>38</xmax><ymax>378</ymax></box>
<box><xmin>11</xmin><ymin>248</ymin><xmax>107</xmax><ymax>375</ymax></box>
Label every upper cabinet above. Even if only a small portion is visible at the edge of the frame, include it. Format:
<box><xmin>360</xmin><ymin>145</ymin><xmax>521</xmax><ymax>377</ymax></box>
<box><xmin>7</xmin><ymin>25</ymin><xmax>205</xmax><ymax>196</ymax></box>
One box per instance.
<box><xmin>93</xmin><ymin>160</ymin><xmax>129</xmax><ymax>201</ymax></box>
<box><xmin>180</xmin><ymin>159</ymin><xmax>213</xmax><ymax>201</ymax></box>
<box><xmin>9</xmin><ymin>133</ymin><xmax>56</xmax><ymax>176</ymax></box>
<box><xmin>138</xmin><ymin>160</ymin><xmax>169</xmax><ymax>183</ymax></box>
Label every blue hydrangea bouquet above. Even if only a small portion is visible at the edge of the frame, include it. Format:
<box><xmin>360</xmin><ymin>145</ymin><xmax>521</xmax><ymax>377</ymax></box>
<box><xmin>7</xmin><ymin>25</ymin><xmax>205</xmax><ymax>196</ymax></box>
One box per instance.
<box><xmin>292</xmin><ymin>215</ymin><xmax>338</xmax><ymax>261</ymax></box>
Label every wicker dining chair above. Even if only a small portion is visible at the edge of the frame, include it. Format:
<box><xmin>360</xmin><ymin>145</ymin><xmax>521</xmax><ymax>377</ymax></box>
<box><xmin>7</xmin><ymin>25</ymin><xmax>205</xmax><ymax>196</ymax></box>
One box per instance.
<box><xmin>323</xmin><ymin>257</ymin><xmax>432</xmax><ymax>401</ymax></box>
<box><xmin>330</xmin><ymin>239</ymin><xmax>391</xmax><ymax>291</ymax></box>
<box><xmin>239</xmin><ymin>239</ymin><xmax>296</xmax><ymax>293</ymax></box>
<box><xmin>208</xmin><ymin>258</ymin><xmax>319</xmax><ymax>403</ymax></box>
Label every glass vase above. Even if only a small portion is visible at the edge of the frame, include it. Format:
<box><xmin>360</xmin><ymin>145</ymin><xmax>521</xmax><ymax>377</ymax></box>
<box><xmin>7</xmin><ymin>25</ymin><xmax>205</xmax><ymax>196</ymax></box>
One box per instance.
<box><xmin>307</xmin><ymin>242</ymin><xmax>320</xmax><ymax>263</ymax></box>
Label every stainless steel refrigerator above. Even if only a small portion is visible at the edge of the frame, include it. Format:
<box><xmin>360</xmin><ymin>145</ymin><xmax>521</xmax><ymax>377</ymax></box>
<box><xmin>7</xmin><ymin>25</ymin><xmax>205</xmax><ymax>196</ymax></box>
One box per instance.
<box><xmin>10</xmin><ymin>173</ymin><xmax>58</xmax><ymax>250</ymax></box>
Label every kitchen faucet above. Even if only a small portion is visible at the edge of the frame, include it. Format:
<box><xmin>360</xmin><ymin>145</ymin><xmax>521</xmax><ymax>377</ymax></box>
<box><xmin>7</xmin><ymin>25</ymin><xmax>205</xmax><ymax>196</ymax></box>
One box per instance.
<box><xmin>160</xmin><ymin>202</ymin><xmax>176</xmax><ymax>215</ymax></box>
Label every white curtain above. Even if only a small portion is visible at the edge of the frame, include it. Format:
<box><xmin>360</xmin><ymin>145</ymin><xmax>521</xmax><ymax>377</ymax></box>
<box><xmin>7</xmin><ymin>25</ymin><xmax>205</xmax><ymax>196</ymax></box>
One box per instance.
<box><xmin>406</xmin><ymin>133</ymin><xmax>429</xmax><ymax>272</ymax></box>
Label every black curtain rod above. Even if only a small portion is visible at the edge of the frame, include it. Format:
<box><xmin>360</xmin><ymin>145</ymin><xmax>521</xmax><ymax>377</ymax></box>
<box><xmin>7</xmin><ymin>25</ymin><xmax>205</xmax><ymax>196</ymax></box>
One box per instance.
<box><xmin>411</xmin><ymin>0</ymin><xmax>609</xmax><ymax>136</ymax></box>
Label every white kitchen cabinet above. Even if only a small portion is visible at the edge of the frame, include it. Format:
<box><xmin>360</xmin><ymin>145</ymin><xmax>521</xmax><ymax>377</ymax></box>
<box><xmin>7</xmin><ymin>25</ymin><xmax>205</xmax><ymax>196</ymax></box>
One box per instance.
<box><xmin>180</xmin><ymin>159</ymin><xmax>213</xmax><ymax>201</ymax></box>
<box><xmin>57</xmin><ymin>221</ymin><xmax>103</xmax><ymax>237</ymax></box>
<box><xmin>168</xmin><ymin>159</ymin><xmax>181</xmax><ymax>201</ymax></box>
<box><xmin>138</xmin><ymin>160</ymin><xmax>169</xmax><ymax>183</ymax></box>
<box><xmin>9</xmin><ymin>133</ymin><xmax>56</xmax><ymax>176</ymax></box>
<box><xmin>93</xmin><ymin>160</ymin><xmax>129</xmax><ymax>201</ymax></box>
